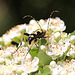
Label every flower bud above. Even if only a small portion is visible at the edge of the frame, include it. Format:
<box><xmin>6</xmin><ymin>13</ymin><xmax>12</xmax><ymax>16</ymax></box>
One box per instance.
<box><xmin>70</xmin><ymin>35</ymin><xmax>75</xmax><ymax>44</ymax></box>
<box><xmin>5</xmin><ymin>51</ymin><xmax>11</xmax><ymax>58</ymax></box>
<box><xmin>69</xmin><ymin>51</ymin><xmax>75</xmax><ymax>58</ymax></box>
<box><xmin>16</xmin><ymin>67</ymin><xmax>23</xmax><ymax>74</ymax></box>
<box><xmin>54</xmin><ymin>32</ymin><xmax>61</xmax><ymax>42</ymax></box>
<box><xmin>0</xmin><ymin>58</ymin><xmax>5</xmax><ymax>64</ymax></box>
<box><xmin>29</xmin><ymin>19</ymin><xmax>37</xmax><ymax>25</ymax></box>
<box><xmin>50</xmin><ymin>61</ymin><xmax>56</xmax><ymax>67</ymax></box>
<box><xmin>65</xmin><ymin>42</ymin><xmax>71</xmax><ymax>50</ymax></box>
<box><xmin>40</xmin><ymin>45</ymin><xmax>46</xmax><ymax>51</ymax></box>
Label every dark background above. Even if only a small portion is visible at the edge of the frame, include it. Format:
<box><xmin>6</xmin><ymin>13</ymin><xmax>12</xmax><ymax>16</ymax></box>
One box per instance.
<box><xmin>0</xmin><ymin>0</ymin><xmax>75</xmax><ymax>36</ymax></box>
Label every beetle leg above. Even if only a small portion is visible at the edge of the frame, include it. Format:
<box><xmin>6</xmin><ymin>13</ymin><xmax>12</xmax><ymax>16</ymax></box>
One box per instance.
<box><xmin>34</xmin><ymin>39</ymin><xmax>38</xmax><ymax>47</ymax></box>
<box><xmin>47</xmin><ymin>31</ymin><xmax>50</xmax><ymax>45</ymax></box>
<box><xmin>45</xmin><ymin>31</ymin><xmax>50</xmax><ymax>50</ymax></box>
<box><xmin>12</xmin><ymin>33</ymin><xmax>30</xmax><ymax>54</ymax></box>
<box><xmin>25</xmin><ymin>41</ymin><xmax>35</xmax><ymax>59</ymax></box>
<box><xmin>25</xmin><ymin>39</ymin><xmax>39</xmax><ymax>59</ymax></box>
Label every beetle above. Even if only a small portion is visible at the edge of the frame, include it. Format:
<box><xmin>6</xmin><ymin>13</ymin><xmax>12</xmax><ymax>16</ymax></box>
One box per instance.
<box><xmin>13</xmin><ymin>10</ymin><xmax>59</xmax><ymax>58</ymax></box>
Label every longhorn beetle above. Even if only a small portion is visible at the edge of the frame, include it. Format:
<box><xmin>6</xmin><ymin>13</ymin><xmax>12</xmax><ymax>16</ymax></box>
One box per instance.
<box><xmin>13</xmin><ymin>10</ymin><xmax>59</xmax><ymax>58</ymax></box>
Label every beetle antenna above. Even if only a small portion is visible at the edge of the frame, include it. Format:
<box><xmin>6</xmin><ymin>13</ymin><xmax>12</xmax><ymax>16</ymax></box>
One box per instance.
<box><xmin>47</xmin><ymin>10</ymin><xmax>59</xmax><ymax>30</ymax></box>
<box><xmin>23</xmin><ymin>15</ymin><xmax>42</xmax><ymax>30</ymax></box>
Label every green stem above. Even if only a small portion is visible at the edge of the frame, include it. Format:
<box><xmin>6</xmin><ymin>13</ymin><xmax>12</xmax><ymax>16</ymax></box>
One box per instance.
<box><xmin>63</xmin><ymin>48</ymin><xmax>70</xmax><ymax>61</ymax></box>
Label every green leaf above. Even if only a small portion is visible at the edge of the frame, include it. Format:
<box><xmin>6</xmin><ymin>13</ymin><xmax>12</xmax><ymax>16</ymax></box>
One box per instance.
<box><xmin>38</xmin><ymin>63</ymin><xmax>44</xmax><ymax>70</ymax></box>
<box><xmin>70</xmin><ymin>30</ymin><xmax>75</xmax><ymax>35</ymax></box>
<box><xmin>38</xmin><ymin>38</ymin><xmax>47</xmax><ymax>46</ymax></box>
<box><xmin>29</xmin><ymin>71</ymin><xmax>38</xmax><ymax>75</ymax></box>
<box><xmin>30</xmin><ymin>47</ymin><xmax>39</xmax><ymax>59</ymax></box>
<box><xmin>0</xmin><ymin>40</ymin><xmax>5</xmax><ymax>46</ymax></box>
<box><xmin>6</xmin><ymin>42</ymin><xmax>12</xmax><ymax>46</ymax></box>
<box><xmin>35</xmin><ymin>67</ymin><xmax>51</xmax><ymax>75</ymax></box>
<box><xmin>11</xmin><ymin>37</ymin><xmax>20</xmax><ymax>44</ymax></box>
<box><xmin>37</xmin><ymin>51</ymin><xmax>52</xmax><ymax>66</ymax></box>
<box><xmin>41</xmin><ymin>67</ymin><xmax>51</xmax><ymax>74</ymax></box>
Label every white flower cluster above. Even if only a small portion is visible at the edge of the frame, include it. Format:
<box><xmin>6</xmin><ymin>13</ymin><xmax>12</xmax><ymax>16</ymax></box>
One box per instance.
<box><xmin>46</xmin><ymin>42</ymin><xmax>66</xmax><ymax>60</ymax></box>
<box><xmin>47</xmin><ymin>17</ymin><xmax>66</xmax><ymax>31</ymax></box>
<box><xmin>0</xmin><ymin>46</ymin><xmax>39</xmax><ymax>75</ymax></box>
<box><xmin>0</xmin><ymin>17</ymin><xmax>75</xmax><ymax>75</ymax></box>
<box><xmin>46</xmin><ymin>32</ymin><xmax>75</xmax><ymax>60</ymax></box>
<box><xmin>48</xmin><ymin>59</ymin><xmax>75</xmax><ymax>75</ymax></box>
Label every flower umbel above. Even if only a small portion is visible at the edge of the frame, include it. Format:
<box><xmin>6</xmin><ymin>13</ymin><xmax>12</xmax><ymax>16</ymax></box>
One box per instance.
<box><xmin>0</xmin><ymin>16</ymin><xmax>75</xmax><ymax>75</ymax></box>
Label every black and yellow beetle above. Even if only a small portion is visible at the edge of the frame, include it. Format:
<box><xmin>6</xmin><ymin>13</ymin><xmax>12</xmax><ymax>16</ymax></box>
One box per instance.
<box><xmin>13</xmin><ymin>10</ymin><xmax>59</xmax><ymax>57</ymax></box>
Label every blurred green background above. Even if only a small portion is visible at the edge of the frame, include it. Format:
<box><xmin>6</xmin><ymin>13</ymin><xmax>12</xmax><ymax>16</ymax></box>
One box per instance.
<box><xmin>0</xmin><ymin>0</ymin><xmax>75</xmax><ymax>36</ymax></box>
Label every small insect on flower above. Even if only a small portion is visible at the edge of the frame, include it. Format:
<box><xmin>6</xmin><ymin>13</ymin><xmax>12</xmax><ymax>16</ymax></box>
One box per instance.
<box><xmin>12</xmin><ymin>10</ymin><xmax>59</xmax><ymax>58</ymax></box>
